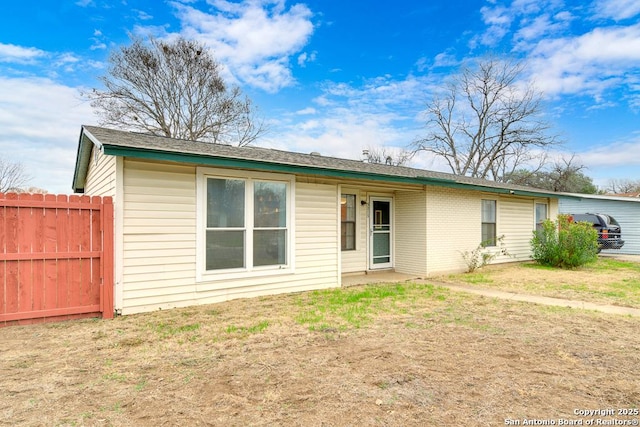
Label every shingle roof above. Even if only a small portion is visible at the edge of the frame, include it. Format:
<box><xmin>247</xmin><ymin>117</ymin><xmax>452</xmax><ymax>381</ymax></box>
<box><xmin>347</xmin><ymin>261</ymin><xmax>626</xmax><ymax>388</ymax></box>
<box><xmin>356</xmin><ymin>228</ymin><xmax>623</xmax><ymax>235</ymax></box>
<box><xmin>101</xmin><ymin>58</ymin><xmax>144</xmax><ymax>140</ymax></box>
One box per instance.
<box><xmin>73</xmin><ymin>125</ymin><xmax>563</xmax><ymax>198</ymax></box>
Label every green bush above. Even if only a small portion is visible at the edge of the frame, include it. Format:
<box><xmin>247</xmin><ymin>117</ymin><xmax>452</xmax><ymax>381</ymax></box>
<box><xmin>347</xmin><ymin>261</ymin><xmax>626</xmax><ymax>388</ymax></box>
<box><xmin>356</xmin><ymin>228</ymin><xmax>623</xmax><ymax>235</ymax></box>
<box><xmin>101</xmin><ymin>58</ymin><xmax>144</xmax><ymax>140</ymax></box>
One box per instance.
<box><xmin>530</xmin><ymin>214</ymin><xmax>599</xmax><ymax>269</ymax></box>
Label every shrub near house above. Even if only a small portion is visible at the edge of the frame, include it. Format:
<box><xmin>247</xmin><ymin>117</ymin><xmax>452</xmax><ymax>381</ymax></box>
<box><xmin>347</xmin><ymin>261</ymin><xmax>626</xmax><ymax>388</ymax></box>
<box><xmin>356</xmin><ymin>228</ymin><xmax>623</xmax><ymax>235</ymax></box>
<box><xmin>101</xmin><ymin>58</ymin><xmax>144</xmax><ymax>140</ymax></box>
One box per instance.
<box><xmin>568</xmin><ymin>213</ymin><xmax>625</xmax><ymax>251</ymax></box>
<box><xmin>531</xmin><ymin>214</ymin><xmax>599</xmax><ymax>268</ymax></box>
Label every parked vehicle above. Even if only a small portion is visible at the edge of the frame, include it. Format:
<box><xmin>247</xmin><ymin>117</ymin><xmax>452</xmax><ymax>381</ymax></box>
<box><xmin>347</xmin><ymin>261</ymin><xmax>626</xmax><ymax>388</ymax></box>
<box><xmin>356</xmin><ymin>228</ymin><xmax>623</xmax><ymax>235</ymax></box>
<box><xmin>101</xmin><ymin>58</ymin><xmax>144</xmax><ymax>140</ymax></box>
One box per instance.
<box><xmin>569</xmin><ymin>213</ymin><xmax>625</xmax><ymax>250</ymax></box>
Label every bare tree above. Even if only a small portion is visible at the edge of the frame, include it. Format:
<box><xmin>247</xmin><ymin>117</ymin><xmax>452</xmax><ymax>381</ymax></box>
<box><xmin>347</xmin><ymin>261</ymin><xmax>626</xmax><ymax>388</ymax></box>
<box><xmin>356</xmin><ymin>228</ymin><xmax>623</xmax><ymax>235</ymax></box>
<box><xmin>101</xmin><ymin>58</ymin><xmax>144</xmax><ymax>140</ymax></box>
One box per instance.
<box><xmin>0</xmin><ymin>158</ymin><xmax>30</xmax><ymax>192</ymax></box>
<box><xmin>85</xmin><ymin>36</ymin><xmax>264</xmax><ymax>146</ymax></box>
<box><xmin>362</xmin><ymin>146</ymin><xmax>414</xmax><ymax>166</ymax></box>
<box><xmin>414</xmin><ymin>57</ymin><xmax>558</xmax><ymax>181</ymax></box>
<box><xmin>13</xmin><ymin>187</ymin><xmax>48</xmax><ymax>194</ymax></box>
<box><xmin>545</xmin><ymin>156</ymin><xmax>597</xmax><ymax>193</ymax></box>
<box><xmin>604</xmin><ymin>179</ymin><xmax>640</xmax><ymax>194</ymax></box>
<box><xmin>504</xmin><ymin>155</ymin><xmax>597</xmax><ymax>193</ymax></box>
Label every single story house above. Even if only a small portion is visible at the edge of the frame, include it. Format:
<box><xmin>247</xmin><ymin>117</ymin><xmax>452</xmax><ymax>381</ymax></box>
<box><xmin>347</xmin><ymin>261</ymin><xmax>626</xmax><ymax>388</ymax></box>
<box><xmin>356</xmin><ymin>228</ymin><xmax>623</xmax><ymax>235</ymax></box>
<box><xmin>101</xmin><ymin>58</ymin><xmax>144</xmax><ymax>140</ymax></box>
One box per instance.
<box><xmin>73</xmin><ymin>125</ymin><xmax>563</xmax><ymax>315</ymax></box>
<box><xmin>559</xmin><ymin>193</ymin><xmax>640</xmax><ymax>255</ymax></box>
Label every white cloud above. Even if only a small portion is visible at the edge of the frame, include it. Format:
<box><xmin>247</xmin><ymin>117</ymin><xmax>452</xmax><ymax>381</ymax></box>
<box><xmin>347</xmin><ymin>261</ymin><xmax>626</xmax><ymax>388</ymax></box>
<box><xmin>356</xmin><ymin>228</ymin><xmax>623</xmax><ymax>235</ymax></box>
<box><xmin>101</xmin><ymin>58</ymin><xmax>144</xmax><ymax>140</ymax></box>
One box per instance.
<box><xmin>566</xmin><ymin>137</ymin><xmax>640</xmax><ymax>187</ymax></box>
<box><xmin>592</xmin><ymin>0</ymin><xmax>640</xmax><ymax>20</ymax></box>
<box><xmin>258</xmin><ymin>74</ymin><xmax>438</xmax><ymax>167</ymax></box>
<box><xmin>472</xmin><ymin>1</ymin><xmax>640</xmax><ymax>108</ymax></box>
<box><xmin>54</xmin><ymin>53</ymin><xmax>81</xmax><ymax>67</ymax></box>
<box><xmin>514</xmin><ymin>13</ymin><xmax>571</xmax><ymax>49</ymax></box>
<box><xmin>136</xmin><ymin>9</ymin><xmax>154</xmax><ymax>21</ymax></box>
<box><xmin>577</xmin><ymin>138</ymin><xmax>640</xmax><ymax>167</ymax></box>
<box><xmin>431</xmin><ymin>51</ymin><xmax>459</xmax><ymax>68</ymax></box>
<box><xmin>320</xmin><ymin>75</ymin><xmax>433</xmax><ymax>113</ymax></box>
<box><xmin>295</xmin><ymin>107</ymin><xmax>316</xmax><ymax>115</ymax></box>
<box><xmin>297</xmin><ymin>50</ymin><xmax>316</xmax><ymax>67</ymax></box>
<box><xmin>90</xmin><ymin>28</ymin><xmax>108</xmax><ymax>51</ymax></box>
<box><xmin>0</xmin><ymin>77</ymin><xmax>94</xmax><ymax>193</ymax></box>
<box><xmin>90</xmin><ymin>42</ymin><xmax>107</xmax><ymax>51</ymax></box>
<box><xmin>167</xmin><ymin>0</ymin><xmax>314</xmax><ymax>92</ymax></box>
<box><xmin>477</xmin><ymin>5</ymin><xmax>513</xmax><ymax>46</ymax></box>
<box><xmin>527</xmin><ymin>24</ymin><xmax>640</xmax><ymax>100</ymax></box>
<box><xmin>0</xmin><ymin>43</ymin><xmax>46</xmax><ymax>63</ymax></box>
<box><xmin>263</xmin><ymin>111</ymin><xmax>411</xmax><ymax>161</ymax></box>
<box><xmin>475</xmin><ymin>0</ymin><xmax>569</xmax><ymax>47</ymax></box>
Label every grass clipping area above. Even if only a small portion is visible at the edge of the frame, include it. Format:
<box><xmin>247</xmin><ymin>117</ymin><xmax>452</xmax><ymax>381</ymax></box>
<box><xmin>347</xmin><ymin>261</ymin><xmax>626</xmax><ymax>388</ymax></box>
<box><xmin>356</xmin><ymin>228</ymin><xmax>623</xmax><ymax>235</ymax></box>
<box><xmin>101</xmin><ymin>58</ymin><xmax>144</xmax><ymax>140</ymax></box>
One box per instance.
<box><xmin>2</xmin><ymin>271</ymin><xmax>640</xmax><ymax>426</ymax></box>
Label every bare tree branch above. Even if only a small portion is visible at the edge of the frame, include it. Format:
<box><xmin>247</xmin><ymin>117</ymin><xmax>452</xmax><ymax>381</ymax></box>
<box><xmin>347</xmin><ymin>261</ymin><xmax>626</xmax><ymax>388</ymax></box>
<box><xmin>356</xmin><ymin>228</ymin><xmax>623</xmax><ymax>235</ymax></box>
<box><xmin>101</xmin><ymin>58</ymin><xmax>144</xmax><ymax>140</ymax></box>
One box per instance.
<box><xmin>413</xmin><ymin>56</ymin><xmax>559</xmax><ymax>181</ymax></box>
<box><xmin>603</xmin><ymin>179</ymin><xmax>640</xmax><ymax>194</ymax></box>
<box><xmin>0</xmin><ymin>159</ymin><xmax>30</xmax><ymax>192</ymax></box>
<box><xmin>503</xmin><ymin>154</ymin><xmax>598</xmax><ymax>193</ymax></box>
<box><xmin>362</xmin><ymin>146</ymin><xmax>414</xmax><ymax>166</ymax></box>
<box><xmin>84</xmin><ymin>36</ymin><xmax>265</xmax><ymax>146</ymax></box>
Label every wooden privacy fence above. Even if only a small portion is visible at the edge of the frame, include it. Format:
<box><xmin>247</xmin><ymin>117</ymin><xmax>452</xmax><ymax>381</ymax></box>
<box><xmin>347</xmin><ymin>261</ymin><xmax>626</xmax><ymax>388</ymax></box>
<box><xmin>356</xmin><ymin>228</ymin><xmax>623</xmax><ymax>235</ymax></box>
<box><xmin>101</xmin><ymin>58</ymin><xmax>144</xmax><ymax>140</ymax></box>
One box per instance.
<box><xmin>0</xmin><ymin>193</ymin><xmax>114</xmax><ymax>326</ymax></box>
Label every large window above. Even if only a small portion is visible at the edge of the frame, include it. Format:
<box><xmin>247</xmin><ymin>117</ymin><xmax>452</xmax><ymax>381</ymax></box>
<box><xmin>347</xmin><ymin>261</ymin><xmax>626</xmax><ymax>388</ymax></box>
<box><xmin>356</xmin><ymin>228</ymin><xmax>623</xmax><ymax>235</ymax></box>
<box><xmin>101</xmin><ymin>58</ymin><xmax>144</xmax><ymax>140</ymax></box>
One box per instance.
<box><xmin>205</xmin><ymin>175</ymin><xmax>289</xmax><ymax>272</ymax></box>
<box><xmin>206</xmin><ymin>178</ymin><xmax>246</xmax><ymax>270</ymax></box>
<box><xmin>341</xmin><ymin>194</ymin><xmax>356</xmax><ymax>251</ymax></box>
<box><xmin>253</xmin><ymin>181</ymin><xmax>287</xmax><ymax>266</ymax></box>
<box><xmin>481</xmin><ymin>199</ymin><xmax>497</xmax><ymax>247</ymax></box>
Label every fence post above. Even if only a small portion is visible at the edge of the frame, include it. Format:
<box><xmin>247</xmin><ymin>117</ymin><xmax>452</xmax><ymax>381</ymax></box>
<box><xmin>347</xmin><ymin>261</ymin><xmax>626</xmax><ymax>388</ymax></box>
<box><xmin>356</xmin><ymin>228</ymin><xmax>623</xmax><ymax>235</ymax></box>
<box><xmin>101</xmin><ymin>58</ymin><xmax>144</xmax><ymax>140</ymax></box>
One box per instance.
<box><xmin>101</xmin><ymin>197</ymin><xmax>114</xmax><ymax>319</ymax></box>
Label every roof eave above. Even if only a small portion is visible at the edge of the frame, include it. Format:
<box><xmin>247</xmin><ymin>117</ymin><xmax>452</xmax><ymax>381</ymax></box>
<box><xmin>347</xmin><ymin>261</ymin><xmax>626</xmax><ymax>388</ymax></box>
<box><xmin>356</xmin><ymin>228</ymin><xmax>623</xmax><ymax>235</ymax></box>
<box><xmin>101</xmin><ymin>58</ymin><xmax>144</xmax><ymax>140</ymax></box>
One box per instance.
<box><xmin>102</xmin><ymin>144</ymin><xmax>562</xmax><ymax>198</ymax></box>
<box><xmin>71</xmin><ymin>126</ymin><xmax>102</xmax><ymax>193</ymax></box>
<box><xmin>557</xmin><ymin>192</ymin><xmax>640</xmax><ymax>203</ymax></box>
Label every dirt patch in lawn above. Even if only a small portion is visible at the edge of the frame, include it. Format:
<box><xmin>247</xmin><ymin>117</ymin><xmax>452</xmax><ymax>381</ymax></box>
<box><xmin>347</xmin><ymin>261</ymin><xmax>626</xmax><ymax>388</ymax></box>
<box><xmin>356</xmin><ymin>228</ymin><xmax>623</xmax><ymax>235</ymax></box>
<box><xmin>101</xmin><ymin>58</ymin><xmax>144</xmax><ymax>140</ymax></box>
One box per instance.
<box><xmin>2</xmin><ymin>280</ymin><xmax>640</xmax><ymax>427</ymax></box>
<box><xmin>439</xmin><ymin>256</ymin><xmax>640</xmax><ymax>309</ymax></box>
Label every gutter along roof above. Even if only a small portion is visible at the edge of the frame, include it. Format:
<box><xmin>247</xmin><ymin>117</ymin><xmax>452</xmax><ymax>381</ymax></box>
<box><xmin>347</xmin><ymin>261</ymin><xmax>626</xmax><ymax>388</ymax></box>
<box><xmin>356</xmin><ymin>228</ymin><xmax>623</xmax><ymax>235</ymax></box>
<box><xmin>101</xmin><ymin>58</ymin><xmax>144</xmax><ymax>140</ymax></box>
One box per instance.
<box><xmin>72</xmin><ymin>125</ymin><xmax>566</xmax><ymax>199</ymax></box>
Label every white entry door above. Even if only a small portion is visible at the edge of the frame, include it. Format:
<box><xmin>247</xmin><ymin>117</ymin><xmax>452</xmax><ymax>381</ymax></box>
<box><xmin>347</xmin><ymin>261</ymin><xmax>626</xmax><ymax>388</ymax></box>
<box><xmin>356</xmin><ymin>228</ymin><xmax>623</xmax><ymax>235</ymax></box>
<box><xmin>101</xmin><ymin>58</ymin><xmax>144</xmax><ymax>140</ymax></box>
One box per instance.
<box><xmin>369</xmin><ymin>198</ymin><xmax>392</xmax><ymax>269</ymax></box>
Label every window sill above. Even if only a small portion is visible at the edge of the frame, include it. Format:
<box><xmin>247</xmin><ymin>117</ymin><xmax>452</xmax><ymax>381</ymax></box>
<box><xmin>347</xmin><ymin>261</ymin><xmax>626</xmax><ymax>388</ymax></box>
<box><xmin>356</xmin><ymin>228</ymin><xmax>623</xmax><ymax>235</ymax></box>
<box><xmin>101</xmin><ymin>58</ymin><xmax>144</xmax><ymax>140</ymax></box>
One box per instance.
<box><xmin>196</xmin><ymin>265</ymin><xmax>293</xmax><ymax>286</ymax></box>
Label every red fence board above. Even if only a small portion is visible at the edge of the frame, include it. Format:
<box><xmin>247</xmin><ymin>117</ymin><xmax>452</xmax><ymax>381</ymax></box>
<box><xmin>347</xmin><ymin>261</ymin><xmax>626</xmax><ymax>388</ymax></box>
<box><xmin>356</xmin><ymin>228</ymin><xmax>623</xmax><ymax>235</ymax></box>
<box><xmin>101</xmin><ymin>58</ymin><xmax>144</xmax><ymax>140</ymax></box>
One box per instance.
<box><xmin>0</xmin><ymin>193</ymin><xmax>114</xmax><ymax>326</ymax></box>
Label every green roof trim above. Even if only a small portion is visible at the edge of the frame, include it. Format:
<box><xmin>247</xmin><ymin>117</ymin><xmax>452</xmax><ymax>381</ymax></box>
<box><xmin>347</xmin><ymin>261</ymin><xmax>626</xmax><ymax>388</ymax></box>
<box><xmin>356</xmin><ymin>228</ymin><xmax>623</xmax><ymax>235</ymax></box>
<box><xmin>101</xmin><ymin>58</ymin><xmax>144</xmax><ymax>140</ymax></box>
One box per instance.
<box><xmin>101</xmin><ymin>144</ymin><xmax>560</xmax><ymax>198</ymax></box>
<box><xmin>73</xmin><ymin>125</ymin><xmax>575</xmax><ymax>199</ymax></box>
<box><xmin>71</xmin><ymin>132</ymin><xmax>96</xmax><ymax>192</ymax></box>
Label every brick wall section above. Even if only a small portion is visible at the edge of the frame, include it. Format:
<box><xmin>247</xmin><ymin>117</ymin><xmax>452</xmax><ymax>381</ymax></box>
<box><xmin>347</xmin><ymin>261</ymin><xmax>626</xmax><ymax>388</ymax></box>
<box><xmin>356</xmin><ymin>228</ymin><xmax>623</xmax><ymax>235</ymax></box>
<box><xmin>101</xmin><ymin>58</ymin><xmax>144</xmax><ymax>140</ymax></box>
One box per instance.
<box><xmin>425</xmin><ymin>187</ymin><xmax>480</xmax><ymax>275</ymax></box>
<box><xmin>395</xmin><ymin>191</ymin><xmax>427</xmax><ymax>276</ymax></box>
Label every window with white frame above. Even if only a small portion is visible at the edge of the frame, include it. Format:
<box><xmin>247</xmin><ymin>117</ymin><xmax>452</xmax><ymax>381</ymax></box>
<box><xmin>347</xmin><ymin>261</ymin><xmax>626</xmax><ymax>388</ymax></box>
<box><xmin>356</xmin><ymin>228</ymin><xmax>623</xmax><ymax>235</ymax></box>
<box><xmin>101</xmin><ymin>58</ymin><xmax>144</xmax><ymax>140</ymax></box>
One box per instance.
<box><xmin>535</xmin><ymin>203</ymin><xmax>548</xmax><ymax>231</ymax></box>
<box><xmin>340</xmin><ymin>194</ymin><xmax>356</xmax><ymax>251</ymax></box>
<box><xmin>203</xmin><ymin>173</ymin><xmax>290</xmax><ymax>272</ymax></box>
<box><xmin>481</xmin><ymin>199</ymin><xmax>497</xmax><ymax>247</ymax></box>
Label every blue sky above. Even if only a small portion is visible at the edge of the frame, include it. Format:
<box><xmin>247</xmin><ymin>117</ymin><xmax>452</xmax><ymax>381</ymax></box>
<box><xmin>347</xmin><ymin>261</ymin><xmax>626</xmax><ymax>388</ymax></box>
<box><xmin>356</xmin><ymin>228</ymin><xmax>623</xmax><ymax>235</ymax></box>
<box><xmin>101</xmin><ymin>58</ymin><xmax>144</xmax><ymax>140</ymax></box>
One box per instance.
<box><xmin>1</xmin><ymin>0</ymin><xmax>639</xmax><ymax>193</ymax></box>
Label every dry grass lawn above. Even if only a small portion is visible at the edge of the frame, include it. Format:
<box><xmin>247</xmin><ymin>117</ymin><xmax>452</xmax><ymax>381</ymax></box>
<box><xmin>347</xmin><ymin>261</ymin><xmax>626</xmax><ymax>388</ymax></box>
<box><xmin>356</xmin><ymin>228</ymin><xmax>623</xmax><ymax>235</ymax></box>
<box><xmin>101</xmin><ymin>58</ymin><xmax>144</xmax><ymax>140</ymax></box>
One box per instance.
<box><xmin>440</xmin><ymin>257</ymin><xmax>640</xmax><ymax>308</ymax></box>
<box><xmin>1</xmin><ymin>258</ymin><xmax>639</xmax><ymax>426</ymax></box>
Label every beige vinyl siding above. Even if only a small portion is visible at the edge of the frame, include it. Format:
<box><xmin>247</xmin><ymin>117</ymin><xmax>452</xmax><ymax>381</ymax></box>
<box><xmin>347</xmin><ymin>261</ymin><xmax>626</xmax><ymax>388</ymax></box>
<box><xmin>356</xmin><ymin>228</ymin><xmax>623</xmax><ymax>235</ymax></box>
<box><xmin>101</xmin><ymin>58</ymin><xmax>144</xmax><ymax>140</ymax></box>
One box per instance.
<box><xmin>395</xmin><ymin>190</ymin><xmax>427</xmax><ymax>276</ymax></box>
<box><xmin>425</xmin><ymin>187</ymin><xmax>481</xmax><ymax>275</ymax></box>
<box><xmin>121</xmin><ymin>159</ymin><xmax>197</xmax><ymax>314</ymax></box>
<box><xmin>549</xmin><ymin>198</ymin><xmax>559</xmax><ymax>220</ymax></box>
<box><xmin>194</xmin><ymin>181</ymin><xmax>339</xmax><ymax>304</ymax></box>
<box><xmin>293</xmin><ymin>182</ymin><xmax>339</xmax><ymax>281</ymax></box>
<box><xmin>120</xmin><ymin>161</ymin><xmax>340</xmax><ymax>314</ymax></box>
<box><xmin>116</xmin><ymin>156</ymin><xmax>559</xmax><ymax>313</ymax></box>
<box><xmin>84</xmin><ymin>147</ymin><xmax>116</xmax><ymax>197</ymax></box>
<box><xmin>341</xmin><ymin>188</ymin><xmax>367</xmax><ymax>273</ymax></box>
<box><xmin>498</xmin><ymin>196</ymin><xmax>536</xmax><ymax>261</ymax></box>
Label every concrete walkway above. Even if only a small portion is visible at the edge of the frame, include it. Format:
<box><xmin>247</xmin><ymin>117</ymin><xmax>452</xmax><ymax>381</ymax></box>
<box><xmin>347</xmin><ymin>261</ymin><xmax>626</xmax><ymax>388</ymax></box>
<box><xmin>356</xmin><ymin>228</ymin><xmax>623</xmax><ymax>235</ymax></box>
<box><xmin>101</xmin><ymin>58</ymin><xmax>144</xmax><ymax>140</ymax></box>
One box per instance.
<box><xmin>431</xmin><ymin>281</ymin><xmax>640</xmax><ymax>317</ymax></box>
<box><xmin>342</xmin><ymin>271</ymin><xmax>640</xmax><ymax>317</ymax></box>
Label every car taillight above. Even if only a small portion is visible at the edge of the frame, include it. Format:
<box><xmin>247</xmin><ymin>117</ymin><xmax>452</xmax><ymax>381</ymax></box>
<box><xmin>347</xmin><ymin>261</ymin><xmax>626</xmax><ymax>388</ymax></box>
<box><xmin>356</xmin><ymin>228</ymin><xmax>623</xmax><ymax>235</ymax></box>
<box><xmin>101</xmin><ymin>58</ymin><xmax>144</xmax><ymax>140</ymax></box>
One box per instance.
<box><xmin>602</xmin><ymin>229</ymin><xmax>609</xmax><ymax>239</ymax></box>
